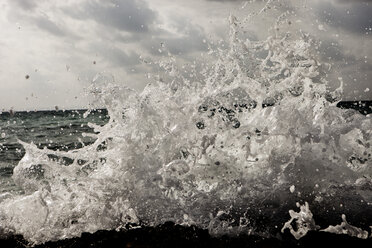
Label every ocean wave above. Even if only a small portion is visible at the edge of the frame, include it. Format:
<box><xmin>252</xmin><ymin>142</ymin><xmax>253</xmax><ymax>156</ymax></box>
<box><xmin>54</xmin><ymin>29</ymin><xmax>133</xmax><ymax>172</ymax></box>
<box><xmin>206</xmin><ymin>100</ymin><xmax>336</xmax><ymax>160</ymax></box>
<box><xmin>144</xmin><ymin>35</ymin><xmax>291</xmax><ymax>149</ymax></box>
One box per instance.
<box><xmin>0</xmin><ymin>0</ymin><xmax>371</xmax><ymax>244</ymax></box>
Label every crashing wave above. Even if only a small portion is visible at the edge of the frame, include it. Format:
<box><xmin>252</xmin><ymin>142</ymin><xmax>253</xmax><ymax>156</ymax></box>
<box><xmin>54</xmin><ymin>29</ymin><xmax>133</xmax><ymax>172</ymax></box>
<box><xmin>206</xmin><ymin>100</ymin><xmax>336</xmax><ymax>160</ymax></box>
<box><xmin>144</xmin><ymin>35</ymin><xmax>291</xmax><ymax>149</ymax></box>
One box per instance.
<box><xmin>0</xmin><ymin>0</ymin><xmax>371</xmax><ymax>244</ymax></box>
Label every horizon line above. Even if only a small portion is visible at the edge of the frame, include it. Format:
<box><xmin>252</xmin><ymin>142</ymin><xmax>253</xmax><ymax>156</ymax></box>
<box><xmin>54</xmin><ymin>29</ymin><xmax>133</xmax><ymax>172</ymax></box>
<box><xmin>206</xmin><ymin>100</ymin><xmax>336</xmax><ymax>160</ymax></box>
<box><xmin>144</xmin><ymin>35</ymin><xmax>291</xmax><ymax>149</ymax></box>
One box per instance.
<box><xmin>1</xmin><ymin>100</ymin><xmax>371</xmax><ymax>113</ymax></box>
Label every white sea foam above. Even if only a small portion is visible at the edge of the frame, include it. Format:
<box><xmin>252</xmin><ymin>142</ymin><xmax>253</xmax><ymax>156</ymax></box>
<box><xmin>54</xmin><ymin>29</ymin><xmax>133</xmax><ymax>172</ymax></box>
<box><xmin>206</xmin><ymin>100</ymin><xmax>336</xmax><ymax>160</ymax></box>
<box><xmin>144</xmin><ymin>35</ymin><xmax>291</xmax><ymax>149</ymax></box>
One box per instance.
<box><xmin>281</xmin><ymin>202</ymin><xmax>319</xmax><ymax>240</ymax></box>
<box><xmin>321</xmin><ymin>214</ymin><xmax>369</xmax><ymax>239</ymax></box>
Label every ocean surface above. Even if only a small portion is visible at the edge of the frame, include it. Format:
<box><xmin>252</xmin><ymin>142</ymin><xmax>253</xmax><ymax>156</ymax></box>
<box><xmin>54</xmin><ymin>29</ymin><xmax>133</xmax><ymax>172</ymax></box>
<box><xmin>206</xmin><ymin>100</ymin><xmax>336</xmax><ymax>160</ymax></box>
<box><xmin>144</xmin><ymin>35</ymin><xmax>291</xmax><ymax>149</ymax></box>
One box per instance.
<box><xmin>0</xmin><ymin>109</ymin><xmax>109</xmax><ymax>194</ymax></box>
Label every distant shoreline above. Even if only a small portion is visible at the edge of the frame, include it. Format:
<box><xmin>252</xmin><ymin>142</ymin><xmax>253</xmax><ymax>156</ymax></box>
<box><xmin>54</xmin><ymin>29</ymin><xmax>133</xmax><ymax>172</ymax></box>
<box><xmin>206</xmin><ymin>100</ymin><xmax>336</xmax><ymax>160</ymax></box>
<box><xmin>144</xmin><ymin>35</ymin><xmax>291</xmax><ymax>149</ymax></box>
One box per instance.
<box><xmin>0</xmin><ymin>108</ymin><xmax>107</xmax><ymax>117</ymax></box>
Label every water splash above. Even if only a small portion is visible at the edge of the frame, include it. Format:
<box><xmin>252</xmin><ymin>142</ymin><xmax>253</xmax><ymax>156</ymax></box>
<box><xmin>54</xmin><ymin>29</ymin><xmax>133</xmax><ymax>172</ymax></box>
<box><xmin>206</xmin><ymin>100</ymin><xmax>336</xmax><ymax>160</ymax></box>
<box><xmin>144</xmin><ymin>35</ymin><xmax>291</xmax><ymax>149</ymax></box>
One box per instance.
<box><xmin>281</xmin><ymin>202</ymin><xmax>319</xmax><ymax>240</ymax></box>
<box><xmin>0</xmin><ymin>0</ymin><xmax>371</xmax><ymax>244</ymax></box>
<box><xmin>321</xmin><ymin>214</ymin><xmax>369</xmax><ymax>239</ymax></box>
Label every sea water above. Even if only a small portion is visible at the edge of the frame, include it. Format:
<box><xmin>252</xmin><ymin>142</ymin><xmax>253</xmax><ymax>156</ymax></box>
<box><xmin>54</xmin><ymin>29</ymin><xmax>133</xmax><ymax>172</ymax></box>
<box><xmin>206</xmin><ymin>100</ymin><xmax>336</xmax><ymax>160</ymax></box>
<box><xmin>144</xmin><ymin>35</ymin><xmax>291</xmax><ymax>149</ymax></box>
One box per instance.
<box><xmin>0</xmin><ymin>0</ymin><xmax>371</xmax><ymax>244</ymax></box>
<box><xmin>0</xmin><ymin>110</ymin><xmax>109</xmax><ymax>194</ymax></box>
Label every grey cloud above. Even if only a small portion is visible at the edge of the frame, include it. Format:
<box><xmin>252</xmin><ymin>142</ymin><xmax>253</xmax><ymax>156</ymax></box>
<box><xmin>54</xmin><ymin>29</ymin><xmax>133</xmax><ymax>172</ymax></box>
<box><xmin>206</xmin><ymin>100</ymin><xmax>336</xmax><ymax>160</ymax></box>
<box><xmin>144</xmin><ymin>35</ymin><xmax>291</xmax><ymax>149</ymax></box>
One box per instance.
<box><xmin>340</xmin><ymin>62</ymin><xmax>372</xmax><ymax>100</ymax></box>
<box><xmin>315</xmin><ymin>38</ymin><xmax>372</xmax><ymax>100</ymax></box>
<box><xmin>141</xmin><ymin>30</ymin><xmax>207</xmax><ymax>56</ymax></box>
<box><xmin>316</xmin><ymin>1</ymin><xmax>372</xmax><ymax>34</ymax></box>
<box><xmin>317</xmin><ymin>38</ymin><xmax>350</xmax><ymax>62</ymax></box>
<box><xmin>92</xmin><ymin>43</ymin><xmax>140</xmax><ymax>67</ymax></box>
<box><xmin>61</xmin><ymin>0</ymin><xmax>208</xmax><ymax>76</ymax></box>
<box><xmin>13</xmin><ymin>0</ymin><xmax>38</xmax><ymax>10</ymax></box>
<box><xmin>71</xmin><ymin>0</ymin><xmax>208</xmax><ymax>55</ymax></box>
<box><xmin>6</xmin><ymin>2</ymin><xmax>73</xmax><ymax>38</ymax></box>
<box><xmin>34</xmin><ymin>17</ymin><xmax>66</xmax><ymax>37</ymax></box>
<box><xmin>158</xmin><ymin>21</ymin><xmax>207</xmax><ymax>55</ymax></box>
<box><xmin>140</xmin><ymin>14</ymin><xmax>208</xmax><ymax>56</ymax></box>
<box><xmin>163</xmin><ymin>36</ymin><xmax>206</xmax><ymax>55</ymax></box>
<box><xmin>65</xmin><ymin>0</ymin><xmax>156</xmax><ymax>33</ymax></box>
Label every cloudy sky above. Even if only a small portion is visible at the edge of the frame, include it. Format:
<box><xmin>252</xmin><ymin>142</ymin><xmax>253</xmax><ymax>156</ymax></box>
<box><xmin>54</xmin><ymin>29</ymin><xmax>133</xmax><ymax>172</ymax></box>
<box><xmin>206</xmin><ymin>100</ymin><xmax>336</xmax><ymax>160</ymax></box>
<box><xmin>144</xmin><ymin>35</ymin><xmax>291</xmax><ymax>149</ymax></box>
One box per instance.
<box><xmin>0</xmin><ymin>0</ymin><xmax>371</xmax><ymax>111</ymax></box>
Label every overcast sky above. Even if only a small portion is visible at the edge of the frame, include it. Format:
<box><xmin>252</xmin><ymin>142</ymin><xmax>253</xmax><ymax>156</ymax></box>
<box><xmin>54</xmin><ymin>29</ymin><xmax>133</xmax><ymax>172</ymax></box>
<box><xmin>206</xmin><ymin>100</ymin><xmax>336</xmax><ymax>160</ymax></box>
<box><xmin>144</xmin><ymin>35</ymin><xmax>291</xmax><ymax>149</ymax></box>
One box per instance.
<box><xmin>0</xmin><ymin>0</ymin><xmax>371</xmax><ymax>111</ymax></box>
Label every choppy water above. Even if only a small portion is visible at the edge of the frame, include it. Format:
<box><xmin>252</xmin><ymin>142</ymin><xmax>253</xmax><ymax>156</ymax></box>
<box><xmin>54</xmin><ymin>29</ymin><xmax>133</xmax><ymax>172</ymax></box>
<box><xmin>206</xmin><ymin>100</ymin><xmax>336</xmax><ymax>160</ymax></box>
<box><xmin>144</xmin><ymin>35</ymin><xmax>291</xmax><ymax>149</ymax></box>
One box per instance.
<box><xmin>0</xmin><ymin>0</ymin><xmax>371</xmax><ymax>245</ymax></box>
<box><xmin>0</xmin><ymin>110</ymin><xmax>109</xmax><ymax>194</ymax></box>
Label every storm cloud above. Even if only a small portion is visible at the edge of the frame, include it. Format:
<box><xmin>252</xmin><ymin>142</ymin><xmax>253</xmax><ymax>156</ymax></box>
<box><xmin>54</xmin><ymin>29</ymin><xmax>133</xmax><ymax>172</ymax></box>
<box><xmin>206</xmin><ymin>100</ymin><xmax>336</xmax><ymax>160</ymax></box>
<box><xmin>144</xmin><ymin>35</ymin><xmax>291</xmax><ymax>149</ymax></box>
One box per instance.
<box><xmin>12</xmin><ymin>0</ymin><xmax>39</xmax><ymax>10</ymax></box>
<box><xmin>0</xmin><ymin>0</ymin><xmax>370</xmax><ymax>111</ymax></box>
<box><xmin>315</xmin><ymin>0</ymin><xmax>372</xmax><ymax>35</ymax></box>
<box><xmin>64</xmin><ymin>0</ymin><xmax>156</xmax><ymax>33</ymax></box>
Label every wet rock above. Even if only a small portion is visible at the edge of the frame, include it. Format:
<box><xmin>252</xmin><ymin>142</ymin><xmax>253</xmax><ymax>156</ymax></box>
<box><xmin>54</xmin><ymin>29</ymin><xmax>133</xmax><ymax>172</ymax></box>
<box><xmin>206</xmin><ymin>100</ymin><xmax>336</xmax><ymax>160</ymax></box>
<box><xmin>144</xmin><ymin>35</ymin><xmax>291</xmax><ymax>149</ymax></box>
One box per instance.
<box><xmin>1</xmin><ymin>223</ymin><xmax>371</xmax><ymax>248</ymax></box>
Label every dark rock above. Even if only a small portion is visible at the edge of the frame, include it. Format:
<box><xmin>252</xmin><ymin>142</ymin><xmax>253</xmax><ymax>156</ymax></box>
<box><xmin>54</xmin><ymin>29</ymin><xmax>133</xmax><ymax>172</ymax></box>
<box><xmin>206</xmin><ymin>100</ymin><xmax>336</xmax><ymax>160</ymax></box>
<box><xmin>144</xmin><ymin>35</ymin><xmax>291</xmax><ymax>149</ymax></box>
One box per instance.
<box><xmin>1</xmin><ymin>224</ymin><xmax>371</xmax><ymax>248</ymax></box>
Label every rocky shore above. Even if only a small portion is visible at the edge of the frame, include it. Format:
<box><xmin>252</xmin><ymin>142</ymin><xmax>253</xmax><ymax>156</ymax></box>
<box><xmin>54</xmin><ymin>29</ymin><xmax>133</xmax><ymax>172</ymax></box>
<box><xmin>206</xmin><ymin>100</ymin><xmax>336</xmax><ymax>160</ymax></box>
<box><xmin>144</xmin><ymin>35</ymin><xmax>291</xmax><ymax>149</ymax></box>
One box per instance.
<box><xmin>1</xmin><ymin>222</ymin><xmax>371</xmax><ymax>248</ymax></box>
